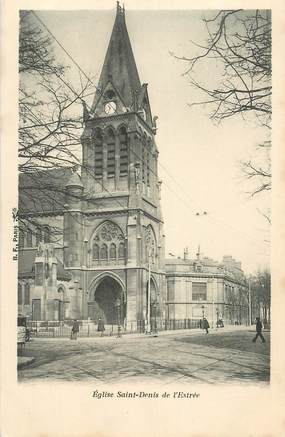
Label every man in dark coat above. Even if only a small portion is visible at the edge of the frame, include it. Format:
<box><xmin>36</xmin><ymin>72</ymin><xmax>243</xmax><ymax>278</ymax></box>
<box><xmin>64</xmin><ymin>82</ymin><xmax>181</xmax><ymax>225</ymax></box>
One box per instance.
<box><xmin>252</xmin><ymin>317</ymin><xmax>266</xmax><ymax>343</ymax></box>
<box><xmin>202</xmin><ymin>317</ymin><xmax>210</xmax><ymax>334</ymax></box>
<box><xmin>97</xmin><ymin>318</ymin><xmax>105</xmax><ymax>336</ymax></box>
<box><xmin>71</xmin><ymin>319</ymin><xmax>79</xmax><ymax>340</ymax></box>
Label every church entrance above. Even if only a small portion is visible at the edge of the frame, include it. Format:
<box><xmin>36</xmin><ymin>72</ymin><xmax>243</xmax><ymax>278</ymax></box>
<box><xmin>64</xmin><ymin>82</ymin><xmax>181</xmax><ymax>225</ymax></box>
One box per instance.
<box><xmin>88</xmin><ymin>276</ymin><xmax>125</xmax><ymax>325</ymax></box>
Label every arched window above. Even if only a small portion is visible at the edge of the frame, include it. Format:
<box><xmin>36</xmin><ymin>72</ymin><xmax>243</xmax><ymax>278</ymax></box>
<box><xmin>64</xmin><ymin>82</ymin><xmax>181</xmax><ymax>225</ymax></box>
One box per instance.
<box><xmin>147</xmin><ymin>138</ymin><xmax>152</xmax><ymax>186</ymax></box>
<box><xmin>142</xmin><ymin>134</ymin><xmax>146</xmax><ymax>183</ymax></box>
<box><xmin>24</xmin><ymin>283</ymin><xmax>30</xmax><ymax>305</ymax></box>
<box><xmin>100</xmin><ymin>244</ymin><xmax>108</xmax><ymax>260</ymax></box>
<box><xmin>36</xmin><ymin>228</ymin><xmax>42</xmax><ymax>246</ymax></box>
<box><xmin>106</xmin><ymin>128</ymin><xmax>115</xmax><ymax>177</ymax></box>
<box><xmin>92</xmin><ymin>244</ymin><xmax>99</xmax><ymax>261</ymax></box>
<box><xmin>43</xmin><ymin>226</ymin><xmax>50</xmax><ymax>243</ymax></box>
<box><xmin>110</xmin><ymin>243</ymin><xmax>116</xmax><ymax>260</ymax></box>
<box><xmin>18</xmin><ymin>283</ymin><xmax>22</xmax><ymax>305</ymax></box>
<box><xmin>19</xmin><ymin>229</ymin><xmax>25</xmax><ymax>248</ymax></box>
<box><xmin>119</xmin><ymin>126</ymin><xmax>128</xmax><ymax>176</ymax></box>
<box><xmin>26</xmin><ymin>229</ymin><xmax>32</xmax><ymax>247</ymax></box>
<box><xmin>94</xmin><ymin>128</ymin><xmax>103</xmax><ymax>178</ymax></box>
<box><xmin>118</xmin><ymin>242</ymin><xmax>125</xmax><ymax>259</ymax></box>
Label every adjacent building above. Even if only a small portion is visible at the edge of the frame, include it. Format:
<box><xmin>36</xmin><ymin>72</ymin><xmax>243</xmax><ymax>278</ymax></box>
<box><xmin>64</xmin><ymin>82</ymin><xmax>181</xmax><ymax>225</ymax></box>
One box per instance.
<box><xmin>165</xmin><ymin>248</ymin><xmax>249</xmax><ymax>328</ymax></box>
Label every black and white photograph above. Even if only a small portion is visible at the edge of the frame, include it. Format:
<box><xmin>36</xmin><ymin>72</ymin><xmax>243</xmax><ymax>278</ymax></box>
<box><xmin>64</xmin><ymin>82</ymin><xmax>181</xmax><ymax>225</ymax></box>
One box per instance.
<box><xmin>1</xmin><ymin>0</ymin><xmax>285</xmax><ymax>436</ymax></box>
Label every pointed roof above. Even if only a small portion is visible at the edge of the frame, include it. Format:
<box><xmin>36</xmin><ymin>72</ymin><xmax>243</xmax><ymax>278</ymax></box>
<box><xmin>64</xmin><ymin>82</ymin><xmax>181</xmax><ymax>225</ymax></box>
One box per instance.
<box><xmin>92</xmin><ymin>2</ymin><xmax>141</xmax><ymax>110</ymax></box>
<box><xmin>18</xmin><ymin>249</ymin><xmax>71</xmax><ymax>281</ymax></box>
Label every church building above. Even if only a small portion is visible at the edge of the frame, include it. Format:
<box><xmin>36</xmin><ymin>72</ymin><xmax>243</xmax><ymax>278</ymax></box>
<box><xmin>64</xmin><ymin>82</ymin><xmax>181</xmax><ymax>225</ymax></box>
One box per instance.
<box><xmin>18</xmin><ymin>4</ymin><xmax>248</xmax><ymax>333</ymax></box>
<box><xmin>18</xmin><ymin>3</ymin><xmax>166</xmax><ymax>331</ymax></box>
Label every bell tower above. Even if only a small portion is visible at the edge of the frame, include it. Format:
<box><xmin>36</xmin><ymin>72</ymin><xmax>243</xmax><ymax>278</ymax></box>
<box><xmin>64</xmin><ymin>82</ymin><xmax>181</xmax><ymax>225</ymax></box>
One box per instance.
<box><xmin>80</xmin><ymin>3</ymin><xmax>166</xmax><ymax>330</ymax></box>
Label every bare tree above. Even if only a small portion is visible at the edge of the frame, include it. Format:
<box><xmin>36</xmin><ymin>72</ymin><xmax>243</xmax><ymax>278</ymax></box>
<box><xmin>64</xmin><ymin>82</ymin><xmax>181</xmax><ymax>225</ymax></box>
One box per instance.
<box><xmin>172</xmin><ymin>9</ymin><xmax>271</xmax><ymax>199</ymax></box>
<box><xmin>19</xmin><ymin>11</ymin><xmax>95</xmax><ymax>242</ymax></box>
<box><xmin>249</xmin><ymin>269</ymin><xmax>271</xmax><ymax>326</ymax></box>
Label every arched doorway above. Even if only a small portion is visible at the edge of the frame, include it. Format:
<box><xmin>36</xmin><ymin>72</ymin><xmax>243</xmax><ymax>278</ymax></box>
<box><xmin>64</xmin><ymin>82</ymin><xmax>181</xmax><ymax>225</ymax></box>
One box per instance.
<box><xmin>88</xmin><ymin>276</ymin><xmax>125</xmax><ymax>325</ymax></box>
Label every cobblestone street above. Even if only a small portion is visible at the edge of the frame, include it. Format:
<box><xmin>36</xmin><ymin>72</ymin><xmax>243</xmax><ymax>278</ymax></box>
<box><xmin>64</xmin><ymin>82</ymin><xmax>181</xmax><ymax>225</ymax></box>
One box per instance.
<box><xmin>18</xmin><ymin>328</ymin><xmax>270</xmax><ymax>385</ymax></box>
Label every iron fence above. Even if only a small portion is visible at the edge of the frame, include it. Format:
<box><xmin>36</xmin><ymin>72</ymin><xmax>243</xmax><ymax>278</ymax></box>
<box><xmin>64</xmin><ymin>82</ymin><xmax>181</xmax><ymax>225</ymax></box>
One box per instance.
<box><xmin>27</xmin><ymin>318</ymin><xmax>204</xmax><ymax>338</ymax></box>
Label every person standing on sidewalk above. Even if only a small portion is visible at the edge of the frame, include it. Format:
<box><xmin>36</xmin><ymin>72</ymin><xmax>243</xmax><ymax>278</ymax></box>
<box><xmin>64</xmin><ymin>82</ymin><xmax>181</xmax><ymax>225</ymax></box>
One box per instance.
<box><xmin>71</xmin><ymin>319</ymin><xmax>79</xmax><ymax>340</ymax></box>
<box><xmin>97</xmin><ymin>318</ymin><xmax>105</xmax><ymax>337</ymax></box>
<box><xmin>202</xmin><ymin>317</ymin><xmax>210</xmax><ymax>334</ymax></box>
<box><xmin>252</xmin><ymin>317</ymin><xmax>266</xmax><ymax>343</ymax></box>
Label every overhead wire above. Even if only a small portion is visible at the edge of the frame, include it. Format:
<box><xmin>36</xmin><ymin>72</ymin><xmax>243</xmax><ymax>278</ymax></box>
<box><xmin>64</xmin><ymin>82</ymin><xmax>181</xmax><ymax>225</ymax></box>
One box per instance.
<box><xmin>29</xmin><ymin>10</ymin><xmax>270</xmax><ymax>253</ymax></box>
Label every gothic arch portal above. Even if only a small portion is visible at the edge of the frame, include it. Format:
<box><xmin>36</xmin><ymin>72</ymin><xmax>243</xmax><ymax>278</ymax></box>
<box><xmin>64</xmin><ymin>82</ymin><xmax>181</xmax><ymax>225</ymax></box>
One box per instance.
<box><xmin>88</xmin><ymin>273</ymin><xmax>126</xmax><ymax>324</ymax></box>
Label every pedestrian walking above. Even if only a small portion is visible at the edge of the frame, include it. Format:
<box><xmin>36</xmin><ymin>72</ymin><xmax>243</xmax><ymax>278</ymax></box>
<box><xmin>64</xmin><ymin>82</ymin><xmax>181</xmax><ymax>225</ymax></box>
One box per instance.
<box><xmin>217</xmin><ymin>318</ymin><xmax>224</xmax><ymax>328</ymax></box>
<box><xmin>252</xmin><ymin>317</ymin><xmax>266</xmax><ymax>343</ymax></box>
<box><xmin>202</xmin><ymin>317</ymin><xmax>210</xmax><ymax>334</ymax></box>
<box><xmin>97</xmin><ymin>317</ymin><xmax>105</xmax><ymax>336</ymax></box>
<box><xmin>71</xmin><ymin>319</ymin><xmax>79</xmax><ymax>340</ymax></box>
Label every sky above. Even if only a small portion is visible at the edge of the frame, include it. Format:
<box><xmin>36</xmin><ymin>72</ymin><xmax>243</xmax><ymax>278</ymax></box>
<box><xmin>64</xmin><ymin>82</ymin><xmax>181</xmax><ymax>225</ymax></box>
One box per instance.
<box><xmin>32</xmin><ymin>6</ymin><xmax>271</xmax><ymax>274</ymax></box>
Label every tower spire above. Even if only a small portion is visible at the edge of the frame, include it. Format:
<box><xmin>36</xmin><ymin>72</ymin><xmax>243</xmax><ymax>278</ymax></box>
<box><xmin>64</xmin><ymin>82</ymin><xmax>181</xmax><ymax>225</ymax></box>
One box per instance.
<box><xmin>92</xmin><ymin>3</ymin><xmax>141</xmax><ymax>111</ymax></box>
<box><xmin>116</xmin><ymin>1</ymin><xmax>124</xmax><ymax>16</ymax></box>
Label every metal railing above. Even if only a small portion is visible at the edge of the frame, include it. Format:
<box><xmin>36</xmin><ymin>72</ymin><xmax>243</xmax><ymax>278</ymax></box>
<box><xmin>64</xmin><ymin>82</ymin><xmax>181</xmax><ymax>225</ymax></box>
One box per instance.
<box><xmin>27</xmin><ymin>318</ymin><xmax>203</xmax><ymax>338</ymax></box>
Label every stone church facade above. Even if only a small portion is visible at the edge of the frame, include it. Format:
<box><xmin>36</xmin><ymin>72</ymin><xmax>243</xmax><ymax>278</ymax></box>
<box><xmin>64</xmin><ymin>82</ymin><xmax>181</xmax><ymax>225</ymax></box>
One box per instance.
<box><xmin>18</xmin><ymin>4</ymin><xmax>166</xmax><ymax>331</ymax></box>
<box><xmin>18</xmin><ymin>4</ymin><xmax>248</xmax><ymax>331</ymax></box>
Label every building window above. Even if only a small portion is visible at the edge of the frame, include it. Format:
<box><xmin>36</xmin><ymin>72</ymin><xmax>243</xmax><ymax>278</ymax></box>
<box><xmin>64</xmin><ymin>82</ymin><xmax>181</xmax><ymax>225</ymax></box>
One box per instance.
<box><xmin>142</xmin><ymin>134</ymin><xmax>146</xmax><ymax>183</ymax></box>
<box><xmin>106</xmin><ymin>128</ymin><xmax>115</xmax><ymax>177</ymax></box>
<box><xmin>192</xmin><ymin>282</ymin><xmax>207</xmax><ymax>301</ymax></box>
<box><xmin>43</xmin><ymin>226</ymin><xmax>50</xmax><ymax>243</ymax></box>
<box><xmin>118</xmin><ymin>242</ymin><xmax>125</xmax><ymax>259</ymax></box>
<box><xmin>35</xmin><ymin>264</ymin><xmax>43</xmax><ymax>286</ymax></box>
<box><xmin>18</xmin><ymin>283</ymin><xmax>22</xmax><ymax>305</ymax></box>
<box><xmin>110</xmin><ymin>243</ymin><xmax>116</xmax><ymax>260</ymax></box>
<box><xmin>100</xmin><ymin>244</ymin><xmax>108</xmax><ymax>260</ymax></box>
<box><xmin>94</xmin><ymin>128</ymin><xmax>103</xmax><ymax>178</ymax></box>
<box><xmin>146</xmin><ymin>138</ymin><xmax>151</xmax><ymax>186</ymax></box>
<box><xmin>24</xmin><ymin>283</ymin><xmax>30</xmax><ymax>305</ymax></box>
<box><xmin>26</xmin><ymin>229</ymin><xmax>33</xmax><ymax>247</ymax></box>
<box><xmin>92</xmin><ymin>244</ymin><xmax>99</xmax><ymax>261</ymax></box>
<box><xmin>119</xmin><ymin>126</ymin><xmax>128</xmax><ymax>176</ymax></box>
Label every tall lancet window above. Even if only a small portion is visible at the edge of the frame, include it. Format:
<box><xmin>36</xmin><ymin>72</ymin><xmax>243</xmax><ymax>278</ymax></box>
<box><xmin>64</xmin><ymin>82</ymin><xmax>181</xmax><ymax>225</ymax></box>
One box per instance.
<box><xmin>146</xmin><ymin>138</ymin><xmax>151</xmax><ymax>187</ymax></box>
<box><xmin>118</xmin><ymin>242</ymin><xmax>125</xmax><ymax>259</ymax></box>
<box><xmin>92</xmin><ymin>244</ymin><xmax>99</xmax><ymax>261</ymax></box>
<box><xmin>100</xmin><ymin>244</ymin><xmax>108</xmax><ymax>261</ymax></box>
<box><xmin>94</xmin><ymin>128</ymin><xmax>103</xmax><ymax>178</ymax></box>
<box><xmin>106</xmin><ymin>128</ymin><xmax>115</xmax><ymax>177</ymax></box>
<box><xmin>142</xmin><ymin>134</ymin><xmax>146</xmax><ymax>183</ymax></box>
<box><xmin>110</xmin><ymin>243</ymin><xmax>116</xmax><ymax>260</ymax></box>
<box><xmin>119</xmin><ymin>126</ymin><xmax>128</xmax><ymax>176</ymax></box>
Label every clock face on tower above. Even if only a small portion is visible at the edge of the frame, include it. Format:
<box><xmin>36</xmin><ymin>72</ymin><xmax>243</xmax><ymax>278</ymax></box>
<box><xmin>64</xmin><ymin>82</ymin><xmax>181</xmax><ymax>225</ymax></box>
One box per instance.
<box><xmin>104</xmin><ymin>101</ymin><xmax>117</xmax><ymax>115</ymax></box>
